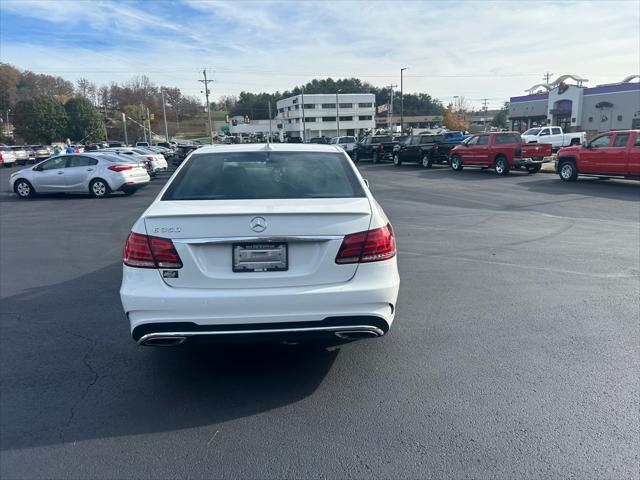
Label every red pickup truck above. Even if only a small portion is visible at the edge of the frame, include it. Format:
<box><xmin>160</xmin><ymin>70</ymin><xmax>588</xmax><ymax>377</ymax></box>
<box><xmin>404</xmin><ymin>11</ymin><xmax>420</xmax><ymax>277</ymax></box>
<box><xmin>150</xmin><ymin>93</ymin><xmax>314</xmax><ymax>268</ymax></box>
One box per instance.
<box><xmin>449</xmin><ymin>132</ymin><xmax>553</xmax><ymax>175</ymax></box>
<box><xmin>556</xmin><ymin>130</ymin><xmax>640</xmax><ymax>181</ymax></box>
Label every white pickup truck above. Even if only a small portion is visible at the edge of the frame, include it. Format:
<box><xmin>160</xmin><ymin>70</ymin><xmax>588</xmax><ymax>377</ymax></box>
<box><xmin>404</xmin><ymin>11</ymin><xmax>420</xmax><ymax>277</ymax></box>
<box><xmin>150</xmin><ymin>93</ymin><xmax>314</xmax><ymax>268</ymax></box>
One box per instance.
<box><xmin>521</xmin><ymin>126</ymin><xmax>586</xmax><ymax>150</ymax></box>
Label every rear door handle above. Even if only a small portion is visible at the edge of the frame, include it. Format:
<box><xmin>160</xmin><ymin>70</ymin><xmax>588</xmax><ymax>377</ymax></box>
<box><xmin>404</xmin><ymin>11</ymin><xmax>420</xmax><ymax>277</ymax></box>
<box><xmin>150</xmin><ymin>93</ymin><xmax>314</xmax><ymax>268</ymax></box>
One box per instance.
<box><xmin>57</xmin><ymin>171</ymin><xmax>64</xmax><ymax>175</ymax></box>
<box><xmin>87</xmin><ymin>169</ymin><xmax>94</xmax><ymax>171</ymax></box>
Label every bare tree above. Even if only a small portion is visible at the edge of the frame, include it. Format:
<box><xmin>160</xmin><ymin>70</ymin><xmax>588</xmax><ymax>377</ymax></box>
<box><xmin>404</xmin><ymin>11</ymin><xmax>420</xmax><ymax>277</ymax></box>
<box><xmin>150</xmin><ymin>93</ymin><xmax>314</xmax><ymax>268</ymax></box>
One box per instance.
<box><xmin>76</xmin><ymin>78</ymin><xmax>91</xmax><ymax>98</ymax></box>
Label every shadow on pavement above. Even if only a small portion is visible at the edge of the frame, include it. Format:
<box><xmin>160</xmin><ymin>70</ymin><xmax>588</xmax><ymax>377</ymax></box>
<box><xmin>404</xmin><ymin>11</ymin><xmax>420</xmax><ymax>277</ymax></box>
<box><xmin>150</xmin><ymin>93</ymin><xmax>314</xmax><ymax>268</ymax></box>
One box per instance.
<box><xmin>523</xmin><ymin>177</ymin><xmax>640</xmax><ymax>202</ymax></box>
<box><xmin>0</xmin><ymin>263</ymin><xmax>339</xmax><ymax>450</ymax></box>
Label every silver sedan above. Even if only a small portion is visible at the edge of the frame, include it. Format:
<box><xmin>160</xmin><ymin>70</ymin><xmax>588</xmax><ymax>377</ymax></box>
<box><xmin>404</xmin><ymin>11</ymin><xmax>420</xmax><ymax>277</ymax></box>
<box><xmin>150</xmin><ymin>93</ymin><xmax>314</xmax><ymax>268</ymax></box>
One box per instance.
<box><xmin>9</xmin><ymin>153</ymin><xmax>150</xmax><ymax>199</ymax></box>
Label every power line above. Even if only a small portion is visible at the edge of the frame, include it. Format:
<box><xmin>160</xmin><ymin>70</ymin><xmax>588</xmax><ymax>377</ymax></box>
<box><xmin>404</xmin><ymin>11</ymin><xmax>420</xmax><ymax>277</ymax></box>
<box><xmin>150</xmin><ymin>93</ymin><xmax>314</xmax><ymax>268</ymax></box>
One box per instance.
<box><xmin>543</xmin><ymin>71</ymin><xmax>554</xmax><ymax>84</ymax></box>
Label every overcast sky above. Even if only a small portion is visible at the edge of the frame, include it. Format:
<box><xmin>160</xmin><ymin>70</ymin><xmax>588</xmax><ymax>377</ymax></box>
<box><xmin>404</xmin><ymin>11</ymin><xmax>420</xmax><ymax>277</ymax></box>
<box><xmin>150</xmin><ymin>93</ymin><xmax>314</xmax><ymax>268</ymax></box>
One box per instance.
<box><xmin>1</xmin><ymin>0</ymin><xmax>638</xmax><ymax>109</ymax></box>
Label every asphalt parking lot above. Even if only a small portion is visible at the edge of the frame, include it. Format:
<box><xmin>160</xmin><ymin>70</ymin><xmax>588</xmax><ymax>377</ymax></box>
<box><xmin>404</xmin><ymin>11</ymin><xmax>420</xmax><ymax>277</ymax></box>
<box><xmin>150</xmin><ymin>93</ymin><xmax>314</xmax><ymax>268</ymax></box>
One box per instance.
<box><xmin>1</xmin><ymin>162</ymin><xmax>638</xmax><ymax>479</ymax></box>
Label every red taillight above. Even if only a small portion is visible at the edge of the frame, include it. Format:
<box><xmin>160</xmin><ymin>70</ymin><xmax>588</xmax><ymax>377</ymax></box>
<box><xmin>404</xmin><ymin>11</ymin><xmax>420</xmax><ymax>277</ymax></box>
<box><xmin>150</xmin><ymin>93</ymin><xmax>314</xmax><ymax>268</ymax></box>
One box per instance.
<box><xmin>378</xmin><ymin>144</ymin><xmax>384</xmax><ymax>152</ymax></box>
<box><xmin>108</xmin><ymin>164</ymin><xmax>133</xmax><ymax>172</ymax></box>
<box><xmin>123</xmin><ymin>232</ymin><xmax>182</xmax><ymax>269</ymax></box>
<box><xmin>147</xmin><ymin>156</ymin><xmax>154</xmax><ymax>161</ymax></box>
<box><xmin>335</xmin><ymin>224</ymin><xmax>396</xmax><ymax>264</ymax></box>
<box><xmin>434</xmin><ymin>144</ymin><xmax>439</xmax><ymax>152</ymax></box>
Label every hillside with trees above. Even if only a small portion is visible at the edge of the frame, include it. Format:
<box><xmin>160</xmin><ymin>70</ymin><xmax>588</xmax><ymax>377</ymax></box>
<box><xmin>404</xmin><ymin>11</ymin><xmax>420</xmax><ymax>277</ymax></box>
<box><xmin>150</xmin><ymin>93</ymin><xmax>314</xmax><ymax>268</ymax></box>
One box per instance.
<box><xmin>1</xmin><ymin>64</ymin><xmax>449</xmax><ymax>142</ymax></box>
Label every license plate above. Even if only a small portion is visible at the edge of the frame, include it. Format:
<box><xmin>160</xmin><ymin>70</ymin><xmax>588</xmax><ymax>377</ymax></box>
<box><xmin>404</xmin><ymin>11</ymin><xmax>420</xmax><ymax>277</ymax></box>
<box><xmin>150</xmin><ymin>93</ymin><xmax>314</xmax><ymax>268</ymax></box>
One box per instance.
<box><xmin>233</xmin><ymin>243</ymin><xmax>288</xmax><ymax>272</ymax></box>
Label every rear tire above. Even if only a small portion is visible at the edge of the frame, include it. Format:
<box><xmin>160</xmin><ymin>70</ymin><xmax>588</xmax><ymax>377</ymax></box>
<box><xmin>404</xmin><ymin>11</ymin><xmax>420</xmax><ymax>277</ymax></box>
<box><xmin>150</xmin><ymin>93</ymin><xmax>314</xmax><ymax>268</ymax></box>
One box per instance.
<box><xmin>421</xmin><ymin>154</ymin><xmax>433</xmax><ymax>168</ymax></box>
<box><xmin>393</xmin><ymin>154</ymin><xmax>402</xmax><ymax>166</ymax></box>
<box><xmin>450</xmin><ymin>155</ymin><xmax>463</xmax><ymax>171</ymax></box>
<box><xmin>495</xmin><ymin>156</ymin><xmax>510</xmax><ymax>175</ymax></box>
<box><xmin>122</xmin><ymin>188</ymin><xmax>137</xmax><ymax>196</ymax></box>
<box><xmin>90</xmin><ymin>178</ymin><xmax>111</xmax><ymax>198</ymax></box>
<box><xmin>558</xmin><ymin>160</ymin><xmax>578</xmax><ymax>181</ymax></box>
<box><xmin>526</xmin><ymin>164</ymin><xmax>542</xmax><ymax>174</ymax></box>
<box><xmin>14</xmin><ymin>179</ymin><xmax>35</xmax><ymax>198</ymax></box>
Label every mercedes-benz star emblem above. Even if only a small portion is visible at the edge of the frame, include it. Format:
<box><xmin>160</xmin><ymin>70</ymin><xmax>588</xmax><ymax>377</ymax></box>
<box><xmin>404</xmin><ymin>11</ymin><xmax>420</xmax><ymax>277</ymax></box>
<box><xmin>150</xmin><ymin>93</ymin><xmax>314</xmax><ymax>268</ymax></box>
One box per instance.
<box><xmin>250</xmin><ymin>216</ymin><xmax>267</xmax><ymax>233</ymax></box>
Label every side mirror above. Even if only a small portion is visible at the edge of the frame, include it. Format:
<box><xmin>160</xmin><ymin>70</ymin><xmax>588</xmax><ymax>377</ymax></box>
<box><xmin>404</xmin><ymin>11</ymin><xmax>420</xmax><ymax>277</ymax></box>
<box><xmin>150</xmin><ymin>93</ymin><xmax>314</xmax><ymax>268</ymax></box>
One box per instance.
<box><xmin>33</xmin><ymin>165</ymin><xmax>42</xmax><ymax>171</ymax></box>
<box><xmin>582</xmin><ymin>141</ymin><xmax>590</xmax><ymax>148</ymax></box>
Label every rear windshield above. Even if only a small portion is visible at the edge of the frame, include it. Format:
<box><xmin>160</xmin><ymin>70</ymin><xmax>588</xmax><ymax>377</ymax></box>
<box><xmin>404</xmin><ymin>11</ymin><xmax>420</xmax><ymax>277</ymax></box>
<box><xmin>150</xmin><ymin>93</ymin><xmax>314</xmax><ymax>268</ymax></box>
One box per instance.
<box><xmin>163</xmin><ymin>151</ymin><xmax>365</xmax><ymax>201</ymax></box>
<box><xmin>371</xmin><ymin>136</ymin><xmax>391</xmax><ymax>143</ymax></box>
<box><xmin>494</xmin><ymin>133</ymin><xmax>521</xmax><ymax>144</ymax></box>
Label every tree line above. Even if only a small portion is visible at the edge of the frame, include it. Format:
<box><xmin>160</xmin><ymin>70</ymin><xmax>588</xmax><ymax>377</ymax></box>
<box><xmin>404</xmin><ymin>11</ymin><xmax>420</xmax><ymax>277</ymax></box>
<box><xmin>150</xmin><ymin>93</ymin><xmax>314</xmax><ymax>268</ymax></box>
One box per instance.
<box><xmin>1</xmin><ymin>64</ymin><xmax>203</xmax><ymax>144</ymax></box>
<box><xmin>1</xmin><ymin>63</ymin><xmax>501</xmax><ymax>143</ymax></box>
<box><xmin>223</xmin><ymin>77</ymin><xmax>446</xmax><ymax>121</ymax></box>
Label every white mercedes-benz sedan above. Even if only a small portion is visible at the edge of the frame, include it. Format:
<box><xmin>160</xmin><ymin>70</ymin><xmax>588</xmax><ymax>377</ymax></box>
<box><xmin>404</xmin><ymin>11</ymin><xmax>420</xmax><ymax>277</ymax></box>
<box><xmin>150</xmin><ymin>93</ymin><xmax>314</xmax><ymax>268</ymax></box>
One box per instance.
<box><xmin>120</xmin><ymin>143</ymin><xmax>399</xmax><ymax>346</ymax></box>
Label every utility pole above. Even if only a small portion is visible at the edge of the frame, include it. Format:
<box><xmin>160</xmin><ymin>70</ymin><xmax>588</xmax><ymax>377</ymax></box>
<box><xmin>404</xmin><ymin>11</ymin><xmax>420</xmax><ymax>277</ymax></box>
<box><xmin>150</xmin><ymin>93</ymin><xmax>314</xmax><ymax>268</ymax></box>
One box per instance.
<box><xmin>199</xmin><ymin>69</ymin><xmax>214</xmax><ymax>144</ymax></box>
<box><xmin>121</xmin><ymin>112</ymin><xmax>128</xmax><ymax>145</ymax></box>
<box><xmin>161</xmin><ymin>88</ymin><xmax>169</xmax><ymax>142</ymax></box>
<box><xmin>268</xmin><ymin>102</ymin><xmax>273</xmax><ymax>142</ymax></box>
<box><xmin>387</xmin><ymin>84</ymin><xmax>397</xmax><ymax>133</ymax></box>
<box><xmin>543</xmin><ymin>71</ymin><xmax>554</xmax><ymax>84</ymax></box>
<box><xmin>336</xmin><ymin>89</ymin><xmax>341</xmax><ymax>138</ymax></box>
<box><xmin>481</xmin><ymin>98</ymin><xmax>489</xmax><ymax>131</ymax></box>
<box><xmin>400</xmin><ymin>67</ymin><xmax>407</xmax><ymax>133</ymax></box>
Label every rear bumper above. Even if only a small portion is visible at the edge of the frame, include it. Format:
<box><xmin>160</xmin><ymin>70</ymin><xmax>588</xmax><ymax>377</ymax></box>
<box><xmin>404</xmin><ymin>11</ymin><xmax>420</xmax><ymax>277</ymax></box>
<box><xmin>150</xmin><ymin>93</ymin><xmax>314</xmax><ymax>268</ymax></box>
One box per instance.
<box><xmin>113</xmin><ymin>175</ymin><xmax>150</xmax><ymax>190</ymax></box>
<box><xmin>133</xmin><ymin>316</ymin><xmax>390</xmax><ymax>345</ymax></box>
<box><xmin>514</xmin><ymin>156</ymin><xmax>552</xmax><ymax>167</ymax></box>
<box><xmin>121</xmin><ymin>260</ymin><xmax>400</xmax><ymax>343</ymax></box>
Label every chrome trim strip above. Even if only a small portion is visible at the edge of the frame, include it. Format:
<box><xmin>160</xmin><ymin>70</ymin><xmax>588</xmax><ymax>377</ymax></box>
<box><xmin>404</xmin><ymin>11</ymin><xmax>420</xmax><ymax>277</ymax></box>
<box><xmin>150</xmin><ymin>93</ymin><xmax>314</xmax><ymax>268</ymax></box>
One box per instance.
<box><xmin>173</xmin><ymin>235</ymin><xmax>343</xmax><ymax>245</ymax></box>
<box><xmin>137</xmin><ymin>325</ymin><xmax>384</xmax><ymax>346</ymax></box>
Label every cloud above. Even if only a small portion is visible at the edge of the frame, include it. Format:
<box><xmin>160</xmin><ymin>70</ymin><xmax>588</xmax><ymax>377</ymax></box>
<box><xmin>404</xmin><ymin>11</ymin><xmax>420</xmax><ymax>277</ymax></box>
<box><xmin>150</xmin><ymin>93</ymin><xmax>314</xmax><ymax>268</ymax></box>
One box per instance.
<box><xmin>1</xmin><ymin>0</ymin><xmax>638</xmax><ymax>109</ymax></box>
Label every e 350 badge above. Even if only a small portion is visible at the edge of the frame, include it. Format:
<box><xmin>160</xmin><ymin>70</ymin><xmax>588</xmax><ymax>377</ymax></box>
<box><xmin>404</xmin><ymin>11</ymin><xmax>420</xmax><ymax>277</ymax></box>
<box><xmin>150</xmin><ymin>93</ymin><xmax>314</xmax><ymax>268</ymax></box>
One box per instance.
<box><xmin>153</xmin><ymin>227</ymin><xmax>181</xmax><ymax>234</ymax></box>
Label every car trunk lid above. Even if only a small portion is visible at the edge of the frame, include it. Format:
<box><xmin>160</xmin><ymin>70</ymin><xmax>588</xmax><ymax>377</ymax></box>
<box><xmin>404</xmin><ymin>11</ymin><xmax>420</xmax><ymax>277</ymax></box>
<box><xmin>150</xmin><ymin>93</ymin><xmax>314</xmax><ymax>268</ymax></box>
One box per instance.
<box><xmin>143</xmin><ymin>198</ymin><xmax>372</xmax><ymax>288</ymax></box>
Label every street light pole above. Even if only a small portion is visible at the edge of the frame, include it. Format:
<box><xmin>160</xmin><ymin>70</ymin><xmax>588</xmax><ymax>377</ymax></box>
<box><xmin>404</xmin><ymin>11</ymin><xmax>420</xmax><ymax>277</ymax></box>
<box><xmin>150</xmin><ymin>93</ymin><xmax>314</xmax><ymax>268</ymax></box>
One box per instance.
<box><xmin>400</xmin><ymin>67</ymin><xmax>407</xmax><ymax>133</ymax></box>
<box><xmin>121</xmin><ymin>112</ymin><xmax>129</xmax><ymax>145</ymax></box>
<box><xmin>161</xmin><ymin>88</ymin><xmax>169</xmax><ymax>142</ymax></box>
<box><xmin>336</xmin><ymin>89</ymin><xmax>341</xmax><ymax>138</ymax></box>
<box><xmin>300</xmin><ymin>87</ymin><xmax>306</xmax><ymax>142</ymax></box>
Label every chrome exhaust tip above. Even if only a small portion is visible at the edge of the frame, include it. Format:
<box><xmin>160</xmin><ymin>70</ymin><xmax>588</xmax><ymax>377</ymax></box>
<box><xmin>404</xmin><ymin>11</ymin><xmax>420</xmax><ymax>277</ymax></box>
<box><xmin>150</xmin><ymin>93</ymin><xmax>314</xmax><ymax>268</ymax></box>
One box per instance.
<box><xmin>334</xmin><ymin>330</ymin><xmax>380</xmax><ymax>340</ymax></box>
<box><xmin>141</xmin><ymin>336</ymin><xmax>187</xmax><ymax>347</ymax></box>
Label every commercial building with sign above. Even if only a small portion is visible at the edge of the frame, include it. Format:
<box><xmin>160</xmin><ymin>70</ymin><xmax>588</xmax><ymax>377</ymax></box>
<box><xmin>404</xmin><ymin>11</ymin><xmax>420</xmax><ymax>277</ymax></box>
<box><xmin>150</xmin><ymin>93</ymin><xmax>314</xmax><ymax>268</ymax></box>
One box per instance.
<box><xmin>276</xmin><ymin>93</ymin><xmax>376</xmax><ymax>140</ymax></box>
<box><xmin>509</xmin><ymin>75</ymin><xmax>640</xmax><ymax>133</ymax></box>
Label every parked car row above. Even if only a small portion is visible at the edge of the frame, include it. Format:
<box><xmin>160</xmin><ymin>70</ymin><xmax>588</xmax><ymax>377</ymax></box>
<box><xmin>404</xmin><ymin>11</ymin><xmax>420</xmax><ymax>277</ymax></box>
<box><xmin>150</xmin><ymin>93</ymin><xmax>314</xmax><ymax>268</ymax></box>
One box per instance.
<box><xmin>351</xmin><ymin>129</ymin><xmax>640</xmax><ymax>180</ymax></box>
<box><xmin>0</xmin><ymin>145</ymin><xmax>54</xmax><ymax>167</ymax></box>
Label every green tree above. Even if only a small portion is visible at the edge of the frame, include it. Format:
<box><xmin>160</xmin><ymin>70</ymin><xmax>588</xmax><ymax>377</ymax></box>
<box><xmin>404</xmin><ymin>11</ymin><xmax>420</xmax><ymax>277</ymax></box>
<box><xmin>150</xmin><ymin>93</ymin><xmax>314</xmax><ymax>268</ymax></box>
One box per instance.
<box><xmin>491</xmin><ymin>102</ymin><xmax>509</xmax><ymax>129</ymax></box>
<box><xmin>65</xmin><ymin>97</ymin><xmax>106</xmax><ymax>143</ymax></box>
<box><xmin>13</xmin><ymin>96</ymin><xmax>68</xmax><ymax>144</ymax></box>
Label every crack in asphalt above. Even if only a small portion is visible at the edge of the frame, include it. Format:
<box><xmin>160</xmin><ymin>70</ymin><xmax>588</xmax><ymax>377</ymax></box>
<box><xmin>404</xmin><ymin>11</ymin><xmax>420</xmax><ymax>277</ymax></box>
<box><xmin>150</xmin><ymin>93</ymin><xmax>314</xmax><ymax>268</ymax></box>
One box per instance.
<box><xmin>58</xmin><ymin>330</ymin><xmax>99</xmax><ymax>442</ymax></box>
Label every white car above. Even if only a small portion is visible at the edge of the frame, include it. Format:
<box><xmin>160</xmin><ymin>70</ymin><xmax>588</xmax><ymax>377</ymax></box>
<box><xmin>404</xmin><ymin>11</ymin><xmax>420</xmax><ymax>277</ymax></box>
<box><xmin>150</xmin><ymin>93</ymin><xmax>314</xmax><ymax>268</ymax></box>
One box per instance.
<box><xmin>103</xmin><ymin>148</ymin><xmax>168</xmax><ymax>174</ymax></box>
<box><xmin>132</xmin><ymin>147</ymin><xmax>168</xmax><ymax>173</ymax></box>
<box><xmin>10</xmin><ymin>153</ymin><xmax>150</xmax><ymax>198</ymax></box>
<box><xmin>120</xmin><ymin>143</ymin><xmax>400</xmax><ymax>346</ymax></box>
<box><xmin>0</xmin><ymin>146</ymin><xmax>17</xmax><ymax>167</ymax></box>
<box><xmin>329</xmin><ymin>136</ymin><xmax>357</xmax><ymax>154</ymax></box>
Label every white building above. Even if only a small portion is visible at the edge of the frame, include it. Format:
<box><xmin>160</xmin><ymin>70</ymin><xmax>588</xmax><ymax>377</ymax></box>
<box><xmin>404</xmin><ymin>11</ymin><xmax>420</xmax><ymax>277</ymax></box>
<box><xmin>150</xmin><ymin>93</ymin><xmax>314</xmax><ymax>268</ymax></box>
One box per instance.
<box><xmin>276</xmin><ymin>93</ymin><xmax>376</xmax><ymax>140</ymax></box>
